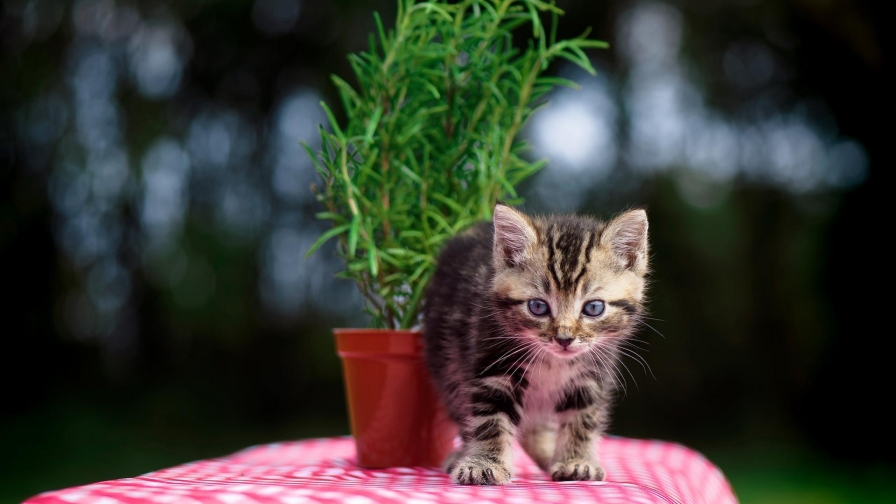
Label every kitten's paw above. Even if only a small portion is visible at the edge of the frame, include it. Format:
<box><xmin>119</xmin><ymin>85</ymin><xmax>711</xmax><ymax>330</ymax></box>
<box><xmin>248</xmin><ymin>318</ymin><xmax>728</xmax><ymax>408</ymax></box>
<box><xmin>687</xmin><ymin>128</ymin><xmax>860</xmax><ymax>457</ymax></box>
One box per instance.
<box><xmin>442</xmin><ymin>449</ymin><xmax>463</xmax><ymax>473</ymax></box>
<box><xmin>549</xmin><ymin>459</ymin><xmax>605</xmax><ymax>481</ymax></box>
<box><xmin>449</xmin><ymin>455</ymin><xmax>512</xmax><ymax>485</ymax></box>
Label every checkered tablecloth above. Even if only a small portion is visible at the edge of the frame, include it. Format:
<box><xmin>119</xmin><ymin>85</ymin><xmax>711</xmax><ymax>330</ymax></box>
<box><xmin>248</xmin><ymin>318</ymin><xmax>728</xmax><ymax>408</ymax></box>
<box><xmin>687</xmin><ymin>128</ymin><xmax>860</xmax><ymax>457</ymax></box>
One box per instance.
<box><xmin>26</xmin><ymin>436</ymin><xmax>737</xmax><ymax>503</ymax></box>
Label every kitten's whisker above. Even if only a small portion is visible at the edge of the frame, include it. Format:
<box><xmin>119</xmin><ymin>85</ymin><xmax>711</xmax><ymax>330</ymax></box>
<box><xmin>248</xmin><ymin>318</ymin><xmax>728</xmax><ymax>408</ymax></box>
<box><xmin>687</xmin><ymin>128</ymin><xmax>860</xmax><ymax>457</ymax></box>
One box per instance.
<box><xmin>470</xmin><ymin>309</ymin><xmax>506</xmax><ymax>319</ymax></box>
<box><xmin>617</xmin><ymin>339</ymin><xmax>651</xmax><ymax>353</ymax></box>
<box><xmin>467</xmin><ymin>300</ymin><xmax>507</xmax><ymax>317</ymax></box>
<box><xmin>618</xmin><ymin>344</ymin><xmax>656</xmax><ymax>379</ymax></box>
<box><xmin>583</xmin><ymin>346</ymin><xmax>602</xmax><ymax>381</ymax></box>
<box><xmin>591</xmin><ymin>347</ymin><xmax>626</xmax><ymax>398</ymax></box>
<box><xmin>599</xmin><ymin>347</ymin><xmax>631</xmax><ymax>396</ymax></box>
<box><xmin>535</xmin><ymin>346</ymin><xmax>549</xmax><ymax>378</ymax></box>
<box><xmin>476</xmin><ymin>328</ymin><xmax>516</xmax><ymax>348</ymax></box>
<box><xmin>480</xmin><ymin>336</ymin><xmax>522</xmax><ymax>342</ymax></box>
<box><xmin>501</xmin><ymin>341</ymin><xmax>539</xmax><ymax>382</ymax></box>
<box><xmin>478</xmin><ymin>338</ymin><xmax>519</xmax><ymax>349</ymax></box>
<box><xmin>636</xmin><ymin>319</ymin><xmax>666</xmax><ymax>339</ymax></box>
<box><xmin>619</xmin><ymin>348</ymin><xmax>656</xmax><ymax>372</ymax></box>
<box><xmin>620</xmin><ymin>342</ymin><xmax>650</xmax><ymax>352</ymax></box>
<box><xmin>509</xmin><ymin>348</ymin><xmax>534</xmax><ymax>392</ymax></box>
<box><xmin>615</xmin><ymin>347</ymin><xmax>655</xmax><ymax>380</ymax></box>
<box><xmin>517</xmin><ymin>345</ymin><xmax>547</xmax><ymax>395</ymax></box>
<box><xmin>622</xmin><ymin>338</ymin><xmax>652</xmax><ymax>349</ymax></box>
<box><xmin>479</xmin><ymin>343</ymin><xmax>533</xmax><ymax>375</ymax></box>
<box><xmin>470</xmin><ymin>305</ymin><xmax>504</xmax><ymax>313</ymax></box>
<box><xmin>507</xmin><ymin>343</ymin><xmax>540</xmax><ymax>384</ymax></box>
<box><xmin>603</xmin><ymin>354</ymin><xmax>627</xmax><ymax>398</ymax></box>
<box><xmin>608</xmin><ymin>348</ymin><xmax>640</xmax><ymax>391</ymax></box>
<box><xmin>479</xmin><ymin>341</ymin><xmax>506</xmax><ymax>350</ymax></box>
<box><xmin>468</xmin><ymin>301</ymin><xmax>499</xmax><ymax>311</ymax></box>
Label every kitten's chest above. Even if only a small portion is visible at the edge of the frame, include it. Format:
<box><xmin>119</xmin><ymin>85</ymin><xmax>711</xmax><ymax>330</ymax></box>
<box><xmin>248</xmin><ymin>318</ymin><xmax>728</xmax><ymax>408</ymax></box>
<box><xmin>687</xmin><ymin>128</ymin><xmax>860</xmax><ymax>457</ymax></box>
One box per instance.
<box><xmin>521</xmin><ymin>358</ymin><xmax>583</xmax><ymax>414</ymax></box>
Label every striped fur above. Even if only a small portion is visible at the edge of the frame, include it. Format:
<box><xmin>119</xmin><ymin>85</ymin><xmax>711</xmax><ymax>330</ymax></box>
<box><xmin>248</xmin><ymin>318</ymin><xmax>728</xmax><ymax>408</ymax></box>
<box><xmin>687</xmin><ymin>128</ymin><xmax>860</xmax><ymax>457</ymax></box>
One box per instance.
<box><xmin>423</xmin><ymin>204</ymin><xmax>649</xmax><ymax>485</ymax></box>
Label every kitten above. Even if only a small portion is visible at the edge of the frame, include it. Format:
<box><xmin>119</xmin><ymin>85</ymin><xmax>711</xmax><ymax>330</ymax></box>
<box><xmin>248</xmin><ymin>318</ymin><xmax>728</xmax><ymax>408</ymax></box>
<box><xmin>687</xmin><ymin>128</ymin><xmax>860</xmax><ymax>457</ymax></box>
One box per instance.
<box><xmin>422</xmin><ymin>203</ymin><xmax>649</xmax><ymax>485</ymax></box>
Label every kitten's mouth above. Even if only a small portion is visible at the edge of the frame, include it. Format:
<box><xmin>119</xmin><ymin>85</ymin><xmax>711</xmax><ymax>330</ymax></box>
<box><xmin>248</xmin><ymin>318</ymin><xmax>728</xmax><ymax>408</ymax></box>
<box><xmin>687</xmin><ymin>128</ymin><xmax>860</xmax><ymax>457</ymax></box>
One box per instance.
<box><xmin>547</xmin><ymin>345</ymin><xmax>585</xmax><ymax>359</ymax></box>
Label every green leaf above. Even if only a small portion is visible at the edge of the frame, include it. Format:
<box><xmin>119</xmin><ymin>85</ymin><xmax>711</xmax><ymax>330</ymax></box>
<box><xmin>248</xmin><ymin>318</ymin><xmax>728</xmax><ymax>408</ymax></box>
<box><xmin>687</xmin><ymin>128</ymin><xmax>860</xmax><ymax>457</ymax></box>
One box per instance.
<box><xmin>535</xmin><ymin>76</ymin><xmax>580</xmax><ymax>89</ymax></box>
<box><xmin>411</xmin><ymin>2</ymin><xmax>453</xmax><ymax>22</ymax></box>
<box><xmin>421</xmin><ymin>80</ymin><xmax>441</xmax><ymax>99</ymax></box>
<box><xmin>364</xmin><ymin>216</ymin><xmax>379</xmax><ymax>277</ymax></box>
<box><xmin>451</xmin><ymin>216</ymin><xmax>472</xmax><ymax>232</ymax></box>
<box><xmin>399</xmin><ymin>164</ymin><xmax>423</xmax><ymax>185</ymax></box>
<box><xmin>406</xmin><ymin>260</ymin><xmax>429</xmax><ymax>284</ymax></box>
<box><xmin>383</xmin><ymin>273</ymin><xmax>405</xmax><ymax>283</ymax></box>
<box><xmin>319</xmin><ymin>101</ymin><xmax>345</xmax><ymax>141</ymax></box>
<box><xmin>301</xmin><ymin>141</ymin><xmax>326</xmax><ymax>174</ymax></box>
<box><xmin>347</xmin><ymin>261</ymin><xmax>368</xmax><ymax>272</ymax></box>
<box><xmin>426</xmin><ymin>234</ymin><xmax>447</xmax><ymax>246</ymax></box>
<box><xmin>367</xmin><ymin>244</ymin><xmax>378</xmax><ymax>276</ymax></box>
<box><xmin>331</xmin><ymin>76</ymin><xmax>360</xmax><ymax>112</ymax></box>
<box><xmin>499</xmin><ymin>14</ymin><xmax>531</xmax><ymax>33</ymax></box>
<box><xmin>426</xmin><ymin>209</ymin><xmax>453</xmax><ymax>233</ymax></box>
<box><xmin>568</xmin><ymin>44</ymin><xmax>596</xmax><ymax>74</ymax></box>
<box><xmin>315</xmin><ymin>211</ymin><xmax>346</xmax><ymax>223</ymax></box>
<box><xmin>410</xmin><ymin>254</ymin><xmax>434</xmax><ymax>264</ymax></box>
<box><xmin>400</xmin><ymin>270</ymin><xmax>433</xmax><ymax>329</ymax></box>
<box><xmin>373</xmin><ymin>11</ymin><xmax>390</xmax><ymax>54</ymax></box>
<box><xmin>348</xmin><ymin>215</ymin><xmax>360</xmax><ymax>256</ymax></box>
<box><xmin>577</xmin><ymin>39</ymin><xmax>610</xmax><ymax>49</ymax></box>
<box><xmin>430</xmin><ymin>193</ymin><xmax>465</xmax><ymax>213</ymax></box>
<box><xmin>384</xmin><ymin>248</ymin><xmax>414</xmax><ymax>257</ymax></box>
<box><xmin>364</xmin><ymin>106</ymin><xmax>383</xmax><ymax>143</ymax></box>
<box><xmin>305</xmin><ymin>224</ymin><xmax>350</xmax><ymax>258</ymax></box>
<box><xmin>529</xmin><ymin>0</ymin><xmax>565</xmax><ymax>15</ymax></box>
<box><xmin>378</xmin><ymin>249</ymin><xmax>402</xmax><ymax>267</ymax></box>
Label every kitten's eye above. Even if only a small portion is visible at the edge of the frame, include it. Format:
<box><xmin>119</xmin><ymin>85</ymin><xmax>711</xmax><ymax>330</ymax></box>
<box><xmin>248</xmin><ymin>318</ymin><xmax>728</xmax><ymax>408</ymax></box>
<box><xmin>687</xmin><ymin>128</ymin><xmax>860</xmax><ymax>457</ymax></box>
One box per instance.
<box><xmin>527</xmin><ymin>299</ymin><xmax>550</xmax><ymax>316</ymax></box>
<box><xmin>582</xmin><ymin>300</ymin><xmax>605</xmax><ymax>317</ymax></box>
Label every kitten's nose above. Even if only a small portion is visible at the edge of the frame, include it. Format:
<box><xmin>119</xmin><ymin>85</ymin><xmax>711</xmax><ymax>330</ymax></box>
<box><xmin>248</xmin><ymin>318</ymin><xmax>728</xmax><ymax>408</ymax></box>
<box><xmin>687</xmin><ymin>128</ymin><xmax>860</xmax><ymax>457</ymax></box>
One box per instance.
<box><xmin>555</xmin><ymin>335</ymin><xmax>575</xmax><ymax>349</ymax></box>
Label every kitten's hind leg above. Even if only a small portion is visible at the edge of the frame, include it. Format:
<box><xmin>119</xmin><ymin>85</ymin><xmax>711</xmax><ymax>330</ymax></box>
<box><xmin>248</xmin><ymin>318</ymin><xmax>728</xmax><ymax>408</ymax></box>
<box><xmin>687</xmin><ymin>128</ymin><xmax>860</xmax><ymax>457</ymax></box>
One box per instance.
<box><xmin>519</xmin><ymin>421</ymin><xmax>557</xmax><ymax>472</ymax></box>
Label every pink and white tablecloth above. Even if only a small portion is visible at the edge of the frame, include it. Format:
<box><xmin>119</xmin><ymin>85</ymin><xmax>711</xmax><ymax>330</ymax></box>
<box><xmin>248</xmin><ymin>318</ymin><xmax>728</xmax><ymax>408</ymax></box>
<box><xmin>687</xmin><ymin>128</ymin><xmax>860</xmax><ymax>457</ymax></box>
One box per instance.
<box><xmin>26</xmin><ymin>436</ymin><xmax>738</xmax><ymax>503</ymax></box>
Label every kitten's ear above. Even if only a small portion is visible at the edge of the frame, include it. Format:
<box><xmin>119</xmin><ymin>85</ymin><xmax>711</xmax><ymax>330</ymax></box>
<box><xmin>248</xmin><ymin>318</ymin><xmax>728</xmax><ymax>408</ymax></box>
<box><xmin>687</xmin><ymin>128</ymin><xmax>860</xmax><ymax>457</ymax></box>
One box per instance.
<box><xmin>601</xmin><ymin>209</ymin><xmax>649</xmax><ymax>275</ymax></box>
<box><xmin>493</xmin><ymin>203</ymin><xmax>537</xmax><ymax>268</ymax></box>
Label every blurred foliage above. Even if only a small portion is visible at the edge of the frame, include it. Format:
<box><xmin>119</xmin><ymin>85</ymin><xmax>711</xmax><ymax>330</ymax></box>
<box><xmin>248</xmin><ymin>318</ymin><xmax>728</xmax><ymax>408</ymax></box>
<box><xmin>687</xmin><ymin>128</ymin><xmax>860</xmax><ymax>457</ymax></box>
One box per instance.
<box><xmin>307</xmin><ymin>0</ymin><xmax>606</xmax><ymax>328</ymax></box>
<box><xmin>1</xmin><ymin>0</ymin><xmax>893</xmax><ymax>503</ymax></box>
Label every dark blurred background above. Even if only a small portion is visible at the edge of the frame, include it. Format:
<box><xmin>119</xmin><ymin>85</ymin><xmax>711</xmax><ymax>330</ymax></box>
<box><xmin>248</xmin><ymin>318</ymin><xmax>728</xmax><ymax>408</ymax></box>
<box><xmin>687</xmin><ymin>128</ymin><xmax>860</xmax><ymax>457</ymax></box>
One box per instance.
<box><xmin>1</xmin><ymin>0</ymin><xmax>892</xmax><ymax>502</ymax></box>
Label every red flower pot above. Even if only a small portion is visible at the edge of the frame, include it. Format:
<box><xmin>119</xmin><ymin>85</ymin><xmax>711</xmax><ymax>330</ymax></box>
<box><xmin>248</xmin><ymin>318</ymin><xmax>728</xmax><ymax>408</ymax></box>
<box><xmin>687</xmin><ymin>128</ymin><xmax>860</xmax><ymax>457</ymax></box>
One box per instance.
<box><xmin>334</xmin><ymin>329</ymin><xmax>457</xmax><ymax>468</ymax></box>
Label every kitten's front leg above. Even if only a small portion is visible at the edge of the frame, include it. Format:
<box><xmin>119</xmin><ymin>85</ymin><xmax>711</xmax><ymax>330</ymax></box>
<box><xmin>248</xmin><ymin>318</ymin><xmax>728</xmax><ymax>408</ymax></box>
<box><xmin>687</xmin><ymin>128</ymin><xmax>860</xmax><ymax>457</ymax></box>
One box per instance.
<box><xmin>549</xmin><ymin>385</ymin><xmax>607</xmax><ymax>481</ymax></box>
<box><xmin>520</xmin><ymin>421</ymin><xmax>557</xmax><ymax>471</ymax></box>
<box><xmin>449</xmin><ymin>380</ymin><xmax>520</xmax><ymax>485</ymax></box>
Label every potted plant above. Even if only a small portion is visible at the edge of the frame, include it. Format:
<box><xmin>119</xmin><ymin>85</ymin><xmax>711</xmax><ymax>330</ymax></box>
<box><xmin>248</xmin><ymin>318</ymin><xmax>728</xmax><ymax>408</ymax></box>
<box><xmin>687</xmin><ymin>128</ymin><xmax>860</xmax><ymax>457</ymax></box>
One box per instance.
<box><xmin>305</xmin><ymin>0</ymin><xmax>605</xmax><ymax>468</ymax></box>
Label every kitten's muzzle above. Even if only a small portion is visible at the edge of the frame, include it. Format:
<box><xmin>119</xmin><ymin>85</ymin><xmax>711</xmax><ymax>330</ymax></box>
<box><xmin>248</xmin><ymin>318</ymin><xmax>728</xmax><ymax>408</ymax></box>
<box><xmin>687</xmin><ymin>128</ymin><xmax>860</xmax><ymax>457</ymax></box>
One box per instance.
<box><xmin>555</xmin><ymin>335</ymin><xmax>575</xmax><ymax>349</ymax></box>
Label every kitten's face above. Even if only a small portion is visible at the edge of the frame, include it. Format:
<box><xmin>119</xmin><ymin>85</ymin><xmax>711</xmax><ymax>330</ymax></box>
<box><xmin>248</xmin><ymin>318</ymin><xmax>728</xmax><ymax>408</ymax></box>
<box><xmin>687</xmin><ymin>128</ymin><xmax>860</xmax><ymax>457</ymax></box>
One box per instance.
<box><xmin>491</xmin><ymin>206</ymin><xmax>648</xmax><ymax>360</ymax></box>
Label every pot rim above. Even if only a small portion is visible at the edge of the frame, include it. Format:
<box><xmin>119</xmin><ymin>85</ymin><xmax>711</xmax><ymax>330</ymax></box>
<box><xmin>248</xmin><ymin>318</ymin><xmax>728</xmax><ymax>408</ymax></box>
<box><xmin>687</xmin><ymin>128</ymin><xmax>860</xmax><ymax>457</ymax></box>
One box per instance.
<box><xmin>333</xmin><ymin>328</ymin><xmax>424</xmax><ymax>356</ymax></box>
<box><xmin>333</xmin><ymin>328</ymin><xmax>421</xmax><ymax>334</ymax></box>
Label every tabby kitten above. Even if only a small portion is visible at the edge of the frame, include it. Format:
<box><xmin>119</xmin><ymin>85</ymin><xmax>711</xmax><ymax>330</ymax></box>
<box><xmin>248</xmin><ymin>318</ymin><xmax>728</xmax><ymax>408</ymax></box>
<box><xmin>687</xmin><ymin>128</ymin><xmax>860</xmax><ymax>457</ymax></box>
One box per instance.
<box><xmin>422</xmin><ymin>203</ymin><xmax>649</xmax><ymax>485</ymax></box>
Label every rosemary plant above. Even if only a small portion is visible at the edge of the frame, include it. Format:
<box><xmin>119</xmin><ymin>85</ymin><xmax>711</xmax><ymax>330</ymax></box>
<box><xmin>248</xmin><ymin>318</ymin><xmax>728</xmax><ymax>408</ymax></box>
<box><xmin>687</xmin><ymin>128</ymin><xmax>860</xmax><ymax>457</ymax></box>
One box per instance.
<box><xmin>305</xmin><ymin>0</ymin><xmax>606</xmax><ymax>329</ymax></box>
